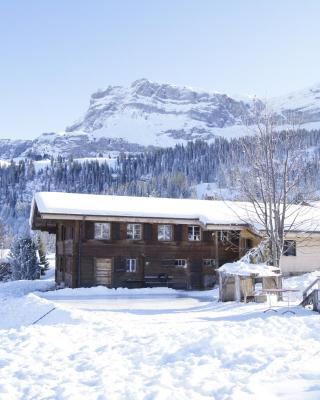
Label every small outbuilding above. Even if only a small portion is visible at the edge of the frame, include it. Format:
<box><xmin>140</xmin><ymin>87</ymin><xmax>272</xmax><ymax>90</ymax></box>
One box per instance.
<box><xmin>218</xmin><ymin>261</ymin><xmax>282</xmax><ymax>302</ymax></box>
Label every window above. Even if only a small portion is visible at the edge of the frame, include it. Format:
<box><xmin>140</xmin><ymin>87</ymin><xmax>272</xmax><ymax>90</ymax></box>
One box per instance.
<box><xmin>161</xmin><ymin>259</ymin><xmax>187</xmax><ymax>268</ymax></box>
<box><xmin>94</xmin><ymin>223</ymin><xmax>111</xmax><ymax>240</ymax></box>
<box><xmin>188</xmin><ymin>225</ymin><xmax>201</xmax><ymax>241</ymax></box>
<box><xmin>283</xmin><ymin>240</ymin><xmax>296</xmax><ymax>256</ymax></box>
<box><xmin>243</xmin><ymin>238</ymin><xmax>252</xmax><ymax>252</ymax></box>
<box><xmin>158</xmin><ymin>224</ymin><xmax>173</xmax><ymax>241</ymax></box>
<box><xmin>126</xmin><ymin>258</ymin><xmax>137</xmax><ymax>272</ymax></box>
<box><xmin>174</xmin><ymin>259</ymin><xmax>187</xmax><ymax>268</ymax></box>
<box><xmin>127</xmin><ymin>224</ymin><xmax>142</xmax><ymax>240</ymax></box>
<box><xmin>203</xmin><ymin>259</ymin><xmax>216</xmax><ymax>268</ymax></box>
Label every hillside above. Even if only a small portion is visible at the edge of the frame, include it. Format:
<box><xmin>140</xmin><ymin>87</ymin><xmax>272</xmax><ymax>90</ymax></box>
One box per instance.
<box><xmin>1</xmin><ymin>132</ymin><xmax>320</xmax><ymax>236</ymax></box>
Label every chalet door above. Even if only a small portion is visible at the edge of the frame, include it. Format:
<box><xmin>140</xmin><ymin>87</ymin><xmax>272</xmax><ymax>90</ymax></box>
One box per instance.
<box><xmin>95</xmin><ymin>258</ymin><xmax>112</xmax><ymax>286</ymax></box>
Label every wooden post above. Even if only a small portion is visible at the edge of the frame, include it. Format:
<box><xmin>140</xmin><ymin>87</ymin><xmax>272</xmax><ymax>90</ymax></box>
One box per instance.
<box><xmin>219</xmin><ymin>272</ymin><xmax>222</xmax><ymax>301</ymax></box>
<box><xmin>215</xmin><ymin>231</ymin><xmax>219</xmax><ymax>268</ymax></box>
<box><xmin>239</xmin><ymin>236</ymin><xmax>244</xmax><ymax>258</ymax></box>
<box><xmin>235</xmin><ymin>275</ymin><xmax>241</xmax><ymax>302</ymax></box>
<box><xmin>314</xmin><ymin>290</ymin><xmax>319</xmax><ymax>312</ymax></box>
<box><xmin>77</xmin><ymin>219</ymin><xmax>85</xmax><ymax>288</ymax></box>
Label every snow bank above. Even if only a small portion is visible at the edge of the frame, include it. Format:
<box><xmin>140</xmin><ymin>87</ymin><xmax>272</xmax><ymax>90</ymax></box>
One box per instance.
<box><xmin>0</xmin><ymin>270</ymin><xmax>76</xmax><ymax>329</ymax></box>
<box><xmin>283</xmin><ymin>270</ymin><xmax>320</xmax><ymax>302</ymax></box>
<box><xmin>285</xmin><ymin>270</ymin><xmax>320</xmax><ymax>289</ymax></box>
<box><xmin>0</xmin><ymin>278</ymin><xmax>55</xmax><ymax>299</ymax></box>
<box><xmin>219</xmin><ymin>261</ymin><xmax>279</xmax><ymax>277</ymax></box>
<box><xmin>0</xmin><ymin>293</ymin><xmax>78</xmax><ymax>329</ymax></box>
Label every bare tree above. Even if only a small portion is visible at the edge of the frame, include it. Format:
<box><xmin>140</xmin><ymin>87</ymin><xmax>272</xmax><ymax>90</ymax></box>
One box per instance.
<box><xmin>232</xmin><ymin>103</ymin><xmax>313</xmax><ymax>268</ymax></box>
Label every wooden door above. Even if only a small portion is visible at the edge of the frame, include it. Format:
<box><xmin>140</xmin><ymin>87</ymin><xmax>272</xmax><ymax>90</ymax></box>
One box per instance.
<box><xmin>95</xmin><ymin>258</ymin><xmax>112</xmax><ymax>286</ymax></box>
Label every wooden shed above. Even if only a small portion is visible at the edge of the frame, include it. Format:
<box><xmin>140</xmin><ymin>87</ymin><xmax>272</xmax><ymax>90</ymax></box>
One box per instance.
<box><xmin>218</xmin><ymin>261</ymin><xmax>282</xmax><ymax>302</ymax></box>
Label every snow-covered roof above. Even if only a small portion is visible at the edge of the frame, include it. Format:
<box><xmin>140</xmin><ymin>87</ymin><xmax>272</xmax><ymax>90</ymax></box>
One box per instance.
<box><xmin>32</xmin><ymin>192</ymin><xmax>251</xmax><ymax>227</ymax></box>
<box><xmin>31</xmin><ymin>192</ymin><xmax>320</xmax><ymax>233</ymax></box>
<box><xmin>218</xmin><ymin>261</ymin><xmax>280</xmax><ymax>277</ymax></box>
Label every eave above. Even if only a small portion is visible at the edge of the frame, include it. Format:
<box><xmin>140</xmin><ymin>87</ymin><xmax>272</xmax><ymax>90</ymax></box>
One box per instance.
<box><xmin>32</xmin><ymin>211</ymin><xmax>260</xmax><ymax>235</ymax></box>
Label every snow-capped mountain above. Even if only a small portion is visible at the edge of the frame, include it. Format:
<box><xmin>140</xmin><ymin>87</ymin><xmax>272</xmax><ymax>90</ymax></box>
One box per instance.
<box><xmin>271</xmin><ymin>83</ymin><xmax>320</xmax><ymax>126</ymax></box>
<box><xmin>64</xmin><ymin>78</ymin><xmax>256</xmax><ymax>147</ymax></box>
<box><xmin>3</xmin><ymin>78</ymin><xmax>320</xmax><ymax>159</ymax></box>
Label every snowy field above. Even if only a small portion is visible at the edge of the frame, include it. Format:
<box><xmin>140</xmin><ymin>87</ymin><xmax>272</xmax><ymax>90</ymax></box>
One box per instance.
<box><xmin>1</xmin><ymin>266</ymin><xmax>320</xmax><ymax>400</ymax></box>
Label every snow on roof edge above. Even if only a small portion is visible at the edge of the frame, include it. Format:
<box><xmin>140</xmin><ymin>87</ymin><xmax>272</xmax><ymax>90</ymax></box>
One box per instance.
<box><xmin>218</xmin><ymin>261</ymin><xmax>280</xmax><ymax>277</ymax></box>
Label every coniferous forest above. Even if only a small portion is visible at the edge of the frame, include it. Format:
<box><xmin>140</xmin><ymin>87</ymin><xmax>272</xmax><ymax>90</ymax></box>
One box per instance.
<box><xmin>1</xmin><ymin>130</ymin><xmax>320</xmax><ymax>236</ymax></box>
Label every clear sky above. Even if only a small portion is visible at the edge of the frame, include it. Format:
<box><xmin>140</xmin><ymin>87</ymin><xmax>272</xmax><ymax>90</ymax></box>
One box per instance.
<box><xmin>1</xmin><ymin>0</ymin><xmax>320</xmax><ymax>139</ymax></box>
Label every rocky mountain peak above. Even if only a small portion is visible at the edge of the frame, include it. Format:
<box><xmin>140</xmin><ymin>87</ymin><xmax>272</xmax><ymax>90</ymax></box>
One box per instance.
<box><xmin>3</xmin><ymin>79</ymin><xmax>320</xmax><ymax>160</ymax></box>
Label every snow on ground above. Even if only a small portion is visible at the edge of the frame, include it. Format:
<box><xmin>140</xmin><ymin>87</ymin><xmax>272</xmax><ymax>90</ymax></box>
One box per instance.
<box><xmin>32</xmin><ymin>153</ymin><xmax>120</xmax><ymax>173</ymax></box>
<box><xmin>0</xmin><ymin>159</ymin><xmax>10</xmax><ymax>168</ymax></box>
<box><xmin>74</xmin><ymin>154</ymin><xmax>119</xmax><ymax>168</ymax></box>
<box><xmin>194</xmin><ymin>182</ymin><xmax>239</xmax><ymax>200</ymax></box>
<box><xmin>0</xmin><ymin>271</ymin><xmax>320</xmax><ymax>399</ymax></box>
<box><xmin>284</xmin><ymin>271</ymin><xmax>320</xmax><ymax>302</ymax></box>
<box><xmin>0</xmin><ymin>278</ymin><xmax>54</xmax><ymax>300</ymax></box>
<box><xmin>0</xmin><ymin>256</ymin><xmax>56</xmax><ymax>329</ymax></box>
<box><xmin>0</xmin><ymin>248</ymin><xmax>9</xmax><ymax>261</ymax></box>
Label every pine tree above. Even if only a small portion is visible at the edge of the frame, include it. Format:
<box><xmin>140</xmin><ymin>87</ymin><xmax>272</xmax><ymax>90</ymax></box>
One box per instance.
<box><xmin>9</xmin><ymin>236</ymin><xmax>40</xmax><ymax>280</ymax></box>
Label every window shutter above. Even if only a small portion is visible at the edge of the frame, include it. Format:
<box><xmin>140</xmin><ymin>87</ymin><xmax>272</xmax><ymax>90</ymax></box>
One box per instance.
<box><xmin>120</xmin><ymin>223</ymin><xmax>127</xmax><ymax>240</ymax></box>
<box><xmin>174</xmin><ymin>225</ymin><xmax>183</xmax><ymax>241</ymax></box>
<box><xmin>111</xmin><ymin>222</ymin><xmax>121</xmax><ymax>240</ymax></box>
<box><xmin>85</xmin><ymin>222</ymin><xmax>94</xmax><ymax>240</ymax></box>
<box><xmin>144</xmin><ymin>223</ymin><xmax>153</xmax><ymax>241</ymax></box>
<box><xmin>202</xmin><ymin>231</ymin><xmax>212</xmax><ymax>242</ymax></box>
<box><xmin>114</xmin><ymin>256</ymin><xmax>126</xmax><ymax>272</ymax></box>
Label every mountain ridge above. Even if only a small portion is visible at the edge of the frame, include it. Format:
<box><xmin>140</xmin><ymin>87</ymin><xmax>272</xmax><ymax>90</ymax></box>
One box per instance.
<box><xmin>2</xmin><ymin>78</ymin><xmax>320</xmax><ymax>159</ymax></box>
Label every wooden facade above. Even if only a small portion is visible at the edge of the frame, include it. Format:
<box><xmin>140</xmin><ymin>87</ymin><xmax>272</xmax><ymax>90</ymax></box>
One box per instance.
<box><xmin>31</xmin><ymin>192</ymin><xmax>320</xmax><ymax>282</ymax></box>
<box><xmin>32</xmin><ymin>204</ymin><xmax>258</xmax><ymax>290</ymax></box>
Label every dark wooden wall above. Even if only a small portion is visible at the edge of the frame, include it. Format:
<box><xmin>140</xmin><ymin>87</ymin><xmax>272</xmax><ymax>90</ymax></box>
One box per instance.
<box><xmin>55</xmin><ymin>220</ymin><xmax>243</xmax><ymax>290</ymax></box>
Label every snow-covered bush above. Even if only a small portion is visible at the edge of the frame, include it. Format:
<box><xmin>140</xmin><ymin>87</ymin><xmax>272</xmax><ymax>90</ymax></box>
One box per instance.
<box><xmin>9</xmin><ymin>237</ymin><xmax>40</xmax><ymax>280</ymax></box>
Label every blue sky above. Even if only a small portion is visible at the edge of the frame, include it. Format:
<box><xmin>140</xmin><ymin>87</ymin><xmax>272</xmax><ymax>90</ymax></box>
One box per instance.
<box><xmin>1</xmin><ymin>0</ymin><xmax>320</xmax><ymax>139</ymax></box>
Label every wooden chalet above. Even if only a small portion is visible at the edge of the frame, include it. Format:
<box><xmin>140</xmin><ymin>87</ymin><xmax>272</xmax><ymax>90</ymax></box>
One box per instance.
<box><xmin>30</xmin><ymin>192</ymin><xmax>260</xmax><ymax>290</ymax></box>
